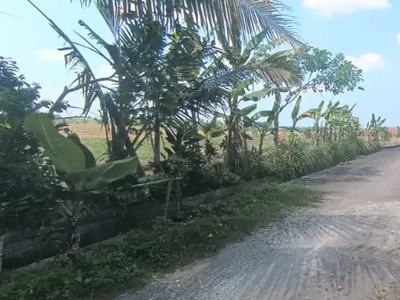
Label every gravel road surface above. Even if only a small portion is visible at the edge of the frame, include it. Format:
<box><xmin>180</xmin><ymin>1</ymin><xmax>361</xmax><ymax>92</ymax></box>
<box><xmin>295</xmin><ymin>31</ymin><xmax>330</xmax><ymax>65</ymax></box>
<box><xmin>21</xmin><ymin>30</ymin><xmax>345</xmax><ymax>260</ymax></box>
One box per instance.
<box><xmin>116</xmin><ymin>147</ymin><xmax>400</xmax><ymax>300</ymax></box>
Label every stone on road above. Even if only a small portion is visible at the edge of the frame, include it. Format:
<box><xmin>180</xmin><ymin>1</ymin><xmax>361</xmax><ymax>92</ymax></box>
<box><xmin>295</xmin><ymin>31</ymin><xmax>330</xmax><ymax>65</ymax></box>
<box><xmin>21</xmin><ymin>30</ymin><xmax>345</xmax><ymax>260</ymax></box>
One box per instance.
<box><xmin>116</xmin><ymin>147</ymin><xmax>400</xmax><ymax>300</ymax></box>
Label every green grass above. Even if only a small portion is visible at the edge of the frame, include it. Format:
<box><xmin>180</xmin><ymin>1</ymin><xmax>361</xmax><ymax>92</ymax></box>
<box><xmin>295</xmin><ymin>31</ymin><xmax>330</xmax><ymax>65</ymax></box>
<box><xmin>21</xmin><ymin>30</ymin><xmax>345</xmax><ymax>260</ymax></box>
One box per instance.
<box><xmin>82</xmin><ymin>140</ymin><xmax>108</xmax><ymax>160</ymax></box>
<box><xmin>81</xmin><ymin>132</ymin><xmax>277</xmax><ymax>165</ymax></box>
<box><xmin>82</xmin><ymin>139</ymin><xmax>159</xmax><ymax>164</ymax></box>
<box><xmin>0</xmin><ymin>183</ymin><xmax>321</xmax><ymax>300</ymax></box>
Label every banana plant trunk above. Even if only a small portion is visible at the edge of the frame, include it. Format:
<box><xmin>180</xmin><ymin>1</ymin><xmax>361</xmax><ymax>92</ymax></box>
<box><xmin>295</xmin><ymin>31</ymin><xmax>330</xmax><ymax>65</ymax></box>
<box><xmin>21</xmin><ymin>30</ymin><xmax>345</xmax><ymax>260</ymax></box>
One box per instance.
<box><xmin>243</xmin><ymin>130</ymin><xmax>248</xmax><ymax>152</ymax></box>
<box><xmin>154</xmin><ymin>115</ymin><xmax>161</xmax><ymax>166</ymax></box>
<box><xmin>258</xmin><ymin>132</ymin><xmax>266</xmax><ymax>167</ymax></box>
<box><xmin>0</xmin><ymin>233</ymin><xmax>5</xmax><ymax>273</ymax></box>
<box><xmin>258</xmin><ymin>132</ymin><xmax>267</xmax><ymax>156</ymax></box>
<box><xmin>191</xmin><ymin>109</ymin><xmax>200</xmax><ymax>147</ymax></box>
<box><xmin>315</xmin><ymin>121</ymin><xmax>320</xmax><ymax>144</ymax></box>
<box><xmin>273</xmin><ymin>113</ymin><xmax>280</xmax><ymax>146</ymax></box>
<box><xmin>272</xmin><ymin>94</ymin><xmax>281</xmax><ymax>147</ymax></box>
<box><xmin>227</xmin><ymin>95</ymin><xmax>242</xmax><ymax>169</ymax></box>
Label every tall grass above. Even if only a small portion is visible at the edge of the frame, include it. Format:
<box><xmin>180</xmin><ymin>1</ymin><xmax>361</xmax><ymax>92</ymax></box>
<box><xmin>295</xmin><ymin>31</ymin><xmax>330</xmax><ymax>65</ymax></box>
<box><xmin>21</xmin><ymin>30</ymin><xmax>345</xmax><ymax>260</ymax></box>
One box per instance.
<box><xmin>264</xmin><ymin>139</ymin><xmax>381</xmax><ymax>181</ymax></box>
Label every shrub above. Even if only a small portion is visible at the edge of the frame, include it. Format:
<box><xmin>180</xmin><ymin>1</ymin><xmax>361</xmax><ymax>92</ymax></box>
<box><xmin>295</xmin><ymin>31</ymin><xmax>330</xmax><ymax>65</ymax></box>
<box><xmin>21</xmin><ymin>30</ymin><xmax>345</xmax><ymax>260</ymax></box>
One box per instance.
<box><xmin>263</xmin><ymin>139</ymin><xmax>380</xmax><ymax>181</ymax></box>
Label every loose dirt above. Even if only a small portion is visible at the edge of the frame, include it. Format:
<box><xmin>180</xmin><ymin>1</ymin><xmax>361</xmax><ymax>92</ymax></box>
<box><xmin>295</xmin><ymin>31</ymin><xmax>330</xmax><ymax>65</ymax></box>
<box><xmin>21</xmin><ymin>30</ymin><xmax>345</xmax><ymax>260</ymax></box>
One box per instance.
<box><xmin>114</xmin><ymin>146</ymin><xmax>400</xmax><ymax>300</ymax></box>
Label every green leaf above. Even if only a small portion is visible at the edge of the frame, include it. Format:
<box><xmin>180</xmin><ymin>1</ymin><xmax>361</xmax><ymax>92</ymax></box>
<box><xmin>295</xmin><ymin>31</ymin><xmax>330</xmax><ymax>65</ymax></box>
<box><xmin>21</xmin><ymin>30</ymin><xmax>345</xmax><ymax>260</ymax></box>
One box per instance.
<box><xmin>232</xmin><ymin>79</ymin><xmax>254</xmax><ymax>98</ymax></box>
<box><xmin>210</xmin><ymin>131</ymin><xmax>224</xmax><ymax>138</ymax></box>
<box><xmin>242</xmin><ymin>27</ymin><xmax>270</xmax><ymax>59</ymax></box>
<box><xmin>243</xmin><ymin>116</ymin><xmax>254</xmax><ymax>128</ymax></box>
<box><xmin>189</xmin><ymin>133</ymin><xmax>206</xmax><ymax>141</ymax></box>
<box><xmin>253</xmin><ymin>110</ymin><xmax>274</xmax><ymax>120</ymax></box>
<box><xmin>67</xmin><ymin>133</ymin><xmax>97</xmax><ymax>169</ymax></box>
<box><xmin>242</xmin><ymin>88</ymin><xmax>270</xmax><ymax>101</ymax></box>
<box><xmin>24</xmin><ymin>113</ymin><xmax>85</xmax><ymax>173</ymax></box>
<box><xmin>291</xmin><ymin>96</ymin><xmax>302</xmax><ymax>121</ymax></box>
<box><xmin>238</xmin><ymin>104</ymin><xmax>257</xmax><ymax>117</ymax></box>
<box><xmin>241</xmin><ymin>132</ymin><xmax>253</xmax><ymax>140</ymax></box>
<box><xmin>315</xmin><ymin>100</ymin><xmax>325</xmax><ymax>120</ymax></box>
<box><xmin>67</xmin><ymin>157</ymin><xmax>138</xmax><ymax>190</ymax></box>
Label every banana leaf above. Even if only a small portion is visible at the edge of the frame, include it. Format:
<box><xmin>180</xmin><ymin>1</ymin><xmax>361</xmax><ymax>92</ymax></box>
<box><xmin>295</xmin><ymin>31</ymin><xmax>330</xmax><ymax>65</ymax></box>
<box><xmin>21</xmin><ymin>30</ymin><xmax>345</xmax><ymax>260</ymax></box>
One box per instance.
<box><xmin>67</xmin><ymin>133</ymin><xmax>97</xmax><ymax>169</ymax></box>
<box><xmin>67</xmin><ymin>156</ymin><xmax>138</xmax><ymax>190</ymax></box>
<box><xmin>24</xmin><ymin>113</ymin><xmax>86</xmax><ymax>174</ymax></box>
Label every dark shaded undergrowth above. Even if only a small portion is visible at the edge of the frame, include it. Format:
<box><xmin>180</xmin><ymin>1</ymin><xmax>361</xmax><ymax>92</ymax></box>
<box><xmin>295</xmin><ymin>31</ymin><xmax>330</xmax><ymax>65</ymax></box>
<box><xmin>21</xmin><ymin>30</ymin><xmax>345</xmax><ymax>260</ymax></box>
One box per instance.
<box><xmin>0</xmin><ymin>183</ymin><xmax>321</xmax><ymax>300</ymax></box>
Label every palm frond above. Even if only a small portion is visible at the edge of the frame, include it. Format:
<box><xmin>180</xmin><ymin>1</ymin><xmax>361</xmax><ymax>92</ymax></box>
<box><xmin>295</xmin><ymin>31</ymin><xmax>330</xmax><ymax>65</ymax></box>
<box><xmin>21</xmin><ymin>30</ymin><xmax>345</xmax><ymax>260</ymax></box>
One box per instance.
<box><xmin>28</xmin><ymin>0</ymin><xmax>107</xmax><ymax>116</ymax></box>
<box><xmin>73</xmin><ymin>0</ymin><xmax>302</xmax><ymax>47</ymax></box>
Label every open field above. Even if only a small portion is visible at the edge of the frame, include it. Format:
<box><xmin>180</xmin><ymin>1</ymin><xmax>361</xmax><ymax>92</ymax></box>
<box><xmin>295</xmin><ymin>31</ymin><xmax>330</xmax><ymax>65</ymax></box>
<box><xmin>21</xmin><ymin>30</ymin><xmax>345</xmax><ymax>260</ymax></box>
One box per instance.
<box><xmin>63</xmin><ymin>121</ymin><xmax>400</xmax><ymax>164</ymax></box>
<box><xmin>64</xmin><ymin>122</ymin><xmax>281</xmax><ymax>163</ymax></box>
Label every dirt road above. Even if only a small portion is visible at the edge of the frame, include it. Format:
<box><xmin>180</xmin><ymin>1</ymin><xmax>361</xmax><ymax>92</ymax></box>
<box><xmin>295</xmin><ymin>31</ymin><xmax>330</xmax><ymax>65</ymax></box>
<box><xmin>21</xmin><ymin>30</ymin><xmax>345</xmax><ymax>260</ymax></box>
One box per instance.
<box><xmin>116</xmin><ymin>147</ymin><xmax>400</xmax><ymax>300</ymax></box>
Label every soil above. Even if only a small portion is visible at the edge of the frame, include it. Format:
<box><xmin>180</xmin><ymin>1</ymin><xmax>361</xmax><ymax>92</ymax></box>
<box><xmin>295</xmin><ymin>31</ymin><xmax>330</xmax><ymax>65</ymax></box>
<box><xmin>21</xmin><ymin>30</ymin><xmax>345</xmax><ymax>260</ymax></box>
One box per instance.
<box><xmin>114</xmin><ymin>146</ymin><xmax>400</xmax><ymax>300</ymax></box>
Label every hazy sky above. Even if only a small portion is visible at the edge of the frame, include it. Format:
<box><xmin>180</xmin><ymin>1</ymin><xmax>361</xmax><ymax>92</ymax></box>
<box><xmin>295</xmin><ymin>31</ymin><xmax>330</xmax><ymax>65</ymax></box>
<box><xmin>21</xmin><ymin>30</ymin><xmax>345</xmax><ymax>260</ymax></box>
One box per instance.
<box><xmin>1</xmin><ymin>0</ymin><xmax>399</xmax><ymax>126</ymax></box>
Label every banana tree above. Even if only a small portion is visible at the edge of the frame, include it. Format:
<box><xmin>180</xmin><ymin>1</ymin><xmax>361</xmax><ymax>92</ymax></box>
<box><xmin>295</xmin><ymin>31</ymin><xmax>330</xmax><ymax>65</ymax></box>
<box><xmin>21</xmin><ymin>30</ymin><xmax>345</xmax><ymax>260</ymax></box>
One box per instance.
<box><xmin>24</xmin><ymin>113</ymin><xmax>140</xmax><ymax>253</ymax></box>
<box><xmin>326</xmin><ymin>104</ymin><xmax>358</xmax><ymax>142</ymax></box>
<box><xmin>289</xmin><ymin>95</ymin><xmax>303</xmax><ymax>133</ymax></box>
<box><xmin>29</xmin><ymin>1</ymin><xmax>264</xmax><ymax>170</ymax></box>
<box><xmin>254</xmin><ymin>45</ymin><xmax>364</xmax><ymax>146</ymax></box>
<box><xmin>320</xmin><ymin>100</ymin><xmax>341</xmax><ymax>142</ymax></box>
<box><xmin>247</xmin><ymin>86</ymin><xmax>294</xmax><ymax>146</ymax></box>
<box><xmin>200</xmin><ymin>116</ymin><xmax>227</xmax><ymax>162</ymax></box>
<box><xmin>366</xmin><ymin>113</ymin><xmax>387</xmax><ymax>141</ymax></box>
<box><xmin>301</xmin><ymin>100</ymin><xmax>325</xmax><ymax>144</ymax></box>
<box><xmin>243</xmin><ymin>110</ymin><xmax>275</xmax><ymax>157</ymax></box>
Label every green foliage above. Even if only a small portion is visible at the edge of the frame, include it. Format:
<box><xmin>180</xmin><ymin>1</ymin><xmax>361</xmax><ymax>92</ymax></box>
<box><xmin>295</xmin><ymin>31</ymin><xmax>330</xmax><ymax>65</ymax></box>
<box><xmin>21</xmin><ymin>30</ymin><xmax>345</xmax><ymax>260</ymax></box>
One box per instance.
<box><xmin>0</xmin><ymin>57</ymin><xmax>42</xmax><ymax>155</ymax></box>
<box><xmin>25</xmin><ymin>114</ymin><xmax>86</xmax><ymax>174</ymax></box>
<box><xmin>366</xmin><ymin>113</ymin><xmax>388</xmax><ymax>141</ymax></box>
<box><xmin>67</xmin><ymin>134</ymin><xmax>96</xmax><ymax>169</ymax></box>
<box><xmin>1</xmin><ymin>1</ymin><xmax>392</xmax><ymax>288</ymax></box>
<box><xmin>25</xmin><ymin>114</ymin><xmax>139</xmax><ymax>191</ymax></box>
<box><xmin>295</xmin><ymin>45</ymin><xmax>364</xmax><ymax>95</ymax></box>
<box><xmin>264</xmin><ymin>139</ymin><xmax>381</xmax><ymax>181</ymax></box>
<box><xmin>0</xmin><ymin>183</ymin><xmax>320</xmax><ymax>300</ymax></box>
<box><xmin>0</xmin><ymin>58</ymin><xmax>67</xmax><ymax>233</ymax></box>
<box><xmin>0</xmin><ymin>154</ymin><xmax>61</xmax><ymax>231</ymax></box>
<box><xmin>68</xmin><ymin>157</ymin><xmax>139</xmax><ymax>190</ymax></box>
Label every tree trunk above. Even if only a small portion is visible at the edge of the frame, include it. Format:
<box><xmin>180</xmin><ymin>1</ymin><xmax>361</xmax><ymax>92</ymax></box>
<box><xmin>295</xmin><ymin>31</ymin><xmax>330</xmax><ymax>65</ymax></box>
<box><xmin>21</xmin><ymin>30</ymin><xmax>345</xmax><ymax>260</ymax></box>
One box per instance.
<box><xmin>163</xmin><ymin>179</ymin><xmax>173</xmax><ymax>219</ymax></box>
<box><xmin>273</xmin><ymin>112</ymin><xmax>280</xmax><ymax>146</ymax></box>
<box><xmin>258</xmin><ymin>132</ymin><xmax>266</xmax><ymax>167</ymax></box>
<box><xmin>226</xmin><ymin>96</ymin><xmax>241</xmax><ymax>169</ymax></box>
<box><xmin>258</xmin><ymin>133</ymin><xmax>265</xmax><ymax>156</ymax></box>
<box><xmin>154</xmin><ymin>114</ymin><xmax>161</xmax><ymax>166</ymax></box>
<box><xmin>0</xmin><ymin>233</ymin><xmax>5</xmax><ymax>273</ymax></box>
<box><xmin>243</xmin><ymin>131</ymin><xmax>248</xmax><ymax>152</ymax></box>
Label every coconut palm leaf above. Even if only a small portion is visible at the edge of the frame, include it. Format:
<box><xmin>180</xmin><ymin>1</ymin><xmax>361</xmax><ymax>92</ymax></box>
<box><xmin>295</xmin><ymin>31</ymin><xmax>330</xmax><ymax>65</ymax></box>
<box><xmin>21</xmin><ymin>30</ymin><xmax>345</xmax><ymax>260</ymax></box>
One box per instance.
<box><xmin>27</xmin><ymin>0</ymin><xmax>109</xmax><ymax>117</ymax></box>
<box><xmin>73</xmin><ymin>0</ymin><xmax>302</xmax><ymax>47</ymax></box>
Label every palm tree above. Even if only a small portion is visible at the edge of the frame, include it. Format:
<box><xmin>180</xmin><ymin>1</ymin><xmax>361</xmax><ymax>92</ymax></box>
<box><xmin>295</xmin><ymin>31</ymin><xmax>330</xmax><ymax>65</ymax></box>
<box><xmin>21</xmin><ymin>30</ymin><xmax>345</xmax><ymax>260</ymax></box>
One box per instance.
<box><xmin>74</xmin><ymin>0</ymin><xmax>302</xmax><ymax>49</ymax></box>
<box><xmin>28</xmin><ymin>0</ymin><xmax>302</xmax><ymax>170</ymax></box>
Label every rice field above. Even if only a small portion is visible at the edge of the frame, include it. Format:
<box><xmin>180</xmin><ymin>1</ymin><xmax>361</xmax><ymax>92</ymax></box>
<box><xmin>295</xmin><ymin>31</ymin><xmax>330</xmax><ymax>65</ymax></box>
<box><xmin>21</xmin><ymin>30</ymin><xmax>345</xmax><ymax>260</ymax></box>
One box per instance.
<box><xmin>60</xmin><ymin>119</ymin><xmax>280</xmax><ymax>163</ymax></box>
<box><xmin>58</xmin><ymin>118</ymin><xmax>400</xmax><ymax>164</ymax></box>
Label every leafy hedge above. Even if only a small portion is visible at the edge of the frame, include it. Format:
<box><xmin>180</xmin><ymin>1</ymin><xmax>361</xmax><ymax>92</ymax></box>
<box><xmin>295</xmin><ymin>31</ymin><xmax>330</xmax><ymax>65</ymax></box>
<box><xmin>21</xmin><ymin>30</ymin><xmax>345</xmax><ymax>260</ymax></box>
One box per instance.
<box><xmin>264</xmin><ymin>139</ymin><xmax>381</xmax><ymax>181</ymax></box>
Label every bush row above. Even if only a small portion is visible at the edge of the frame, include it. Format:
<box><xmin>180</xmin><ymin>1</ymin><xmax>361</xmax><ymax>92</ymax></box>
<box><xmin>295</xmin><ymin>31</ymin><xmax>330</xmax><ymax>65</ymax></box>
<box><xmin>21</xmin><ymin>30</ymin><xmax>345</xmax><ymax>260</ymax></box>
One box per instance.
<box><xmin>264</xmin><ymin>139</ymin><xmax>381</xmax><ymax>181</ymax></box>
